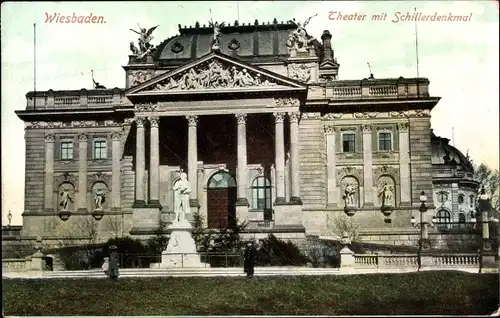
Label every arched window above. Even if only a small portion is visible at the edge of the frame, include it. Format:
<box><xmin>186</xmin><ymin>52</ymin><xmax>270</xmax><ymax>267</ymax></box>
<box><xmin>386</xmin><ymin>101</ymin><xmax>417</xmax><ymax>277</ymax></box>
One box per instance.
<box><xmin>458</xmin><ymin>213</ymin><xmax>466</xmax><ymax>223</ymax></box>
<box><xmin>208</xmin><ymin>171</ymin><xmax>236</xmax><ymax>189</ymax></box>
<box><xmin>437</xmin><ymin>191</ymin><xmax>449</xmax><ymax>203</ymax></box>
<box><xmin>435</xmin><ymin>209</ymin><xmax>451</xmax><ymax>229</ymax></box>
<box><xmin>251</xmin><ymin>176</ymin><xmax>272</xmax><ymax>210</ymax></box>
<box><xmin>458</xmin><ymin>194</ymin><xmax>465</xmax><ymax>204</ymax></box>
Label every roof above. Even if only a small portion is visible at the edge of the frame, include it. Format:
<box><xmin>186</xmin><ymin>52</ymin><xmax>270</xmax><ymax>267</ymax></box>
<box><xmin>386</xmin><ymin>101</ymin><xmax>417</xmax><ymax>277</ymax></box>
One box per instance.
<box><xmin>431</xmin><ymin>130</ymin><xmax>474</xmax><ymax>173</ymax></box>
<box><xmin>149</xmin><ymin>20</ymin><xmax>323</xmax><ymax>65</ymax></box>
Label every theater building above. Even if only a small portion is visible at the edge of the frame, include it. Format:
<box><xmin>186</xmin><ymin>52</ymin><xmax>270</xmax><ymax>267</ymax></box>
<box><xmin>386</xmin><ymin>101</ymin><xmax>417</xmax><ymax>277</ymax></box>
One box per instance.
<box><xmin>14</xmin><ymin>19</ymin><xmax>479</xmax><ymax>246</ymax></box>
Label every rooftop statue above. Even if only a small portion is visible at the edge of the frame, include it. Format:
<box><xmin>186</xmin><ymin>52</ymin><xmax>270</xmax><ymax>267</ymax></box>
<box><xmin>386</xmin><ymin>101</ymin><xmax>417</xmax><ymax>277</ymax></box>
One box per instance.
<box><xmin>130</xmin><ymin>24</ymin><xmax>159</xmax><ymax>58</ymax></box>
<box><xmin>287</xmin><ymin>14</ymin><xmax>318</xmax><ymax>53</ymax></box>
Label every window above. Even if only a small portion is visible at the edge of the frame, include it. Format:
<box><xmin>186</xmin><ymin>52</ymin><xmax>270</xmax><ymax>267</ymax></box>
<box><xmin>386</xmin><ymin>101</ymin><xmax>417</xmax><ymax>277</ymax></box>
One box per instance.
<box><xmin>93</xmin><ymin>139</ymin><xmax>107</xmax><ymax>159</ymax></box>
<box><xmin>437</xmin><ymin>191</ymin><xmax>448</xmax><ymax>203</ymax></box>
<box><xmin>469</xmin><ymin>195</ymin><xmax>474</xmax><ymax>208</ymax></box>
<box><xmin>60</xmin><ymin>140</ymin><xmax>74</xmax><ymax>160</ymax></box>
<box><xmin>251</xmin><ymin>176</ymin><xmax>272</xmax><ymax>210</ymax></box>
<box><xmin>342</xmin><ymin>133</ymin><xmax>356</xmax><ymax>153</ymax></box>
<box><xmin>378</xmin><ymin>131</ymin><xmax>392</xmax><ymax>151</ymax></box>
<box><xmin>458</xmin><ymin>194</ymin><xmax>464</xmax><ymax>204</ymax></box>
<box><xmin>435</xmin><ymin>209</ymin><xmax>451</xmax><ymax>230</ymax></box>
<box><xmin>458</xmin><ymin>213</ymin><xmax>466</xmax><ymax>223</ymax></box>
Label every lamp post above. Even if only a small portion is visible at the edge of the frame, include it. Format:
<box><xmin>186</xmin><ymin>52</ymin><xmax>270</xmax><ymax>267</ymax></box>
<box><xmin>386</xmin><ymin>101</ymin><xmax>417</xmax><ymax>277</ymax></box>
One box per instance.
<box><xmin>477</xmin><ymin>187</ymin><xmax>497</xmax><ymax>271</ymax></box>
<box><xmin>410</xmin><ymin>191</ymin><xmax>435</xmax><ymax>270</ymax></box>
<box><xmin>7</xmin><ymin>210</ymin><xmax>12</xmax><ymax>227</ymax></box>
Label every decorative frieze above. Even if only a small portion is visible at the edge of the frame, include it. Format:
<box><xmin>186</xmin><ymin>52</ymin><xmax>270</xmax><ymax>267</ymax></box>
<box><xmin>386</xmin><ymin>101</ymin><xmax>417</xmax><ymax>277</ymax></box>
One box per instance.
<box><xmin>104</xmin><ymin>120</ymin><xmax>121</xmax><ymax>127</ymax></box>
<box><xmin>54</xmin><ymin>172</ymin><xmax>78</xmax><ymax>190</ymax></box>
<box><xmin>397</xmin><ymin>122</ymin><xmax>409</xmax><ymax>132</ymax></box>
<box><xmin>147</xmin><ymin>59</ymin><xmax>279</xmax><ymax>91</ymax></box>
<box><xmin>336</xmin><ymin>166</ymin><xmax>364</xmax><ymax>186</ymax></box>
<box><xmin>71</xmin><ymin>120</ymin><xmax>97</xmax><ymax>128</ymax></box>
<box><xmin>130</xmin><ymin>70</ymin><xmax>154</xmax><ymax>86</ymax></box>
<box><xmin>275</xmin><ymin>97</ymin><xmax>300</xmax><ymax>107</ymax></box>
<box><xmin>288</xmin><ymin>63</ymin><xmax>315</xmax><ymax>83</ymax></box>
<box><xmin>46</xmin><ymin>122</ymin><xmax>64</xmax><ymax>129</ymax></box>
<box><xmin>301</xmin><ymin>112</ymin><xmax>321</xmax><ymax>119</ymax></box>
<box><xmin>323</xmin><ymin>113</ymin><xmax>342</xmax><ymax>120</ymax></box>
<box><xmin>26</xmin><ymin>122</ymin><xmax>46</xmax><ymax>129</ymax></box>
<box><xmin>389</xmin><ymin>109</ymin><xmax>430</xmax><ymax>118</ymax></box>
<box><xmin>354</xmin><ymin>112</ymin><xmax>378</xmax><ymax>119</ymax></box>
<box><xmin>135</xmin><ymin>102</ymin><xmax>158</xmax><ymax>112</ymax></box>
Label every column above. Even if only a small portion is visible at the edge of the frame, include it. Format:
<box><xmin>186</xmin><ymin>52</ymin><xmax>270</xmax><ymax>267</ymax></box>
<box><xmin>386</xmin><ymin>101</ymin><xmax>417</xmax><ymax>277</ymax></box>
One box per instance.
<box><xmin>186</xmin><ymin>115</ymin><xmax>199</xmax><ymax>205</ymax></box>
<box><xmin>325</xmin><ymin>125</ymin><xmax>336</xmax><ymax>206</ymax></box>
<box><xmin>362</xmin><ymin>124</ymin><xmax>374</xmax><ymax>206</ymax></box>
<box><xmin>149</xmin><ymin>116</ymin><xmax>161</xmax><ymax>207</ymax></box>
<box><xmin>134</xmin><ymin>117</ymin><xmax>146</xmax><ymax>207</ymax></box>
<box><xmin>77</xmin><ymin>133</ymin><xmax>88</xmax><ymax>212</ymax></box>
<box><xmin>289</xmin><ymin>112</ymin><xmax>302</xmax><ymax>204</ymax></box>
<box><xmin>274</xmin><ymin>112</ymin><xmax>286</xmax><ymax>204</ymax></box>
<box><xmin>111</xmin><ymin>131</ymin><xmax>122</xmax><ymax>210</ymax></box>
<box><xmin>235</xmin><ymin>114</ymin><xmax>249</xmax><ymax>206</ymax></box>
<box><xmin>398</xmin><ymin>122</ymin><xmax>411</xmax><ymax>205</ymax></box>
<box><xmin>44</xmin><ymin>134</ymin><xmax>55</xmax><ymax>211</ymax></box>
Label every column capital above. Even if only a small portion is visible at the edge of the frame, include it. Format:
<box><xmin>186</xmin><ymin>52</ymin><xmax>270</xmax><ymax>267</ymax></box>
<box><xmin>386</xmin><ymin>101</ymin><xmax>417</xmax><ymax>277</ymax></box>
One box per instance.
<box><xmin>288</xmin><ymin>112</ymin><xmax>301</xmax><ymax>123</ymax></box>
<box><xmin>136</xmin><ymin>117</ymin><xmax>147</xmax><ymax>128</ymax></box>
<box><xmin>186</xmin><ymin>115</ymin><xmax>198</xmax><ymax>126</ymax></box>
<box><xmin>111</xmin><ymin>131</ymin><xmax>122</xmax><ymax>141</ymax></box>
<box><xmin>397</xmin><ymin>122</ymin><xmax>409</xmax><ymax>132</ymax></box>
<box><xmin>45</xmin><ymin>134</ymin><xmax>55</xmax><ymax>142</ymax></box>
<box><xmin>324</xmin><ymin>125</ymin><xmax>336</xmax><ymax>134</ymax></box>
<box><xmin>361</xmin><ymin>124</ymin><xmax>372</xmax><ymax>133</ymax></box>
<box><xmin>273</xmin><ymin>112</ymin><xmax>286</xmax><ymax>123</ymax></box>
<box><xmin>77</xmin><ymin>133</ymin><xmax>88</xmax><ymax>142</ymax></box>
<box><xmin>149</xmin><ymin>116</ymin><xmax>160</xmax><ymax>128</ymax></box>
<box><xmin>235</xmin><ymin>113</ymin><xmax>247</xmax><ymax>124</ymax></box>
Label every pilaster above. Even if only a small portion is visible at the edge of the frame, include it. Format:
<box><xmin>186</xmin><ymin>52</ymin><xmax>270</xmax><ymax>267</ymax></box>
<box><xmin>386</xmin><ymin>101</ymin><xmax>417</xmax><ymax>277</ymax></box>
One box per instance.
<box><xmin>325</xmin><ymin>125</ymin><xmax>337</xmax><ymax>207</ymax></box>
<box><xmin>186</xmin><ymin>115</ymin><xmax>200</xmax><ymax>208</ymax></box>
<box><xmin>149</xmin><ymin>116</ymin><xmax>161</xmax><ymax>208</ymax></box>
<box><xmin>398</xmin><ymin>122</ymin><xmax>411</xmax><ymax>205</ymax></box>
<box><xmin>273</xmin><ymin>112</ymin><xmax>286</xmax><ymax>205</ymax></box>
<box><xmin>362</xmin><ymin>124</ymin><xmax>374</xmax><ymax>207</ymax></box>
<box><xmin>111</xmin><ymin>131</ymin><xmax>122</xmax><ymax>210</ymax></box>
<box><xmin>77</xmin><ymin>133</ymin><xmax>88</xmax><ymax>213</ymax></box>
<box><xmin>133</xmin><ymin>117</ymin><xmax>147</xmax><ymax>208</ymax></box>
<box><xmin>289</xmin><ymin>112</ymin><xmax>302</xmax><ymax>204</ymax></box>
<box><xmin>44</xmin><ymin>134</ymin><xmax>55</xmax><ymax>212</ymax></box>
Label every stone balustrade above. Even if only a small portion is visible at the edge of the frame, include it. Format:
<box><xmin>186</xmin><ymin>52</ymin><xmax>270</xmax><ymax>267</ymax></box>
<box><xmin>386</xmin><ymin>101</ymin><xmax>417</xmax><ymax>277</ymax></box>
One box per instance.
<box><xmin>25</xmin><ymin>88</ymin><xmax>125</xmax><ymax>110</ymax></box>
<box><xmin>352</xmin><ymin>253</ymin><xmax>480</xmax><ymax>269</ymax></box>
<box><xmin>326</xmin><ymin>77</ymin><xmax>429</xmax><ymax>100</ymax></box>
<box><xmin>3</xmin><ymin>258</ymin><xmax>34</xmax><ymax>272</ymax></box>
<box><xmin>432</xmin><ymin>254</ymin><xmax>479</xmax><ymax>267</ymax></box>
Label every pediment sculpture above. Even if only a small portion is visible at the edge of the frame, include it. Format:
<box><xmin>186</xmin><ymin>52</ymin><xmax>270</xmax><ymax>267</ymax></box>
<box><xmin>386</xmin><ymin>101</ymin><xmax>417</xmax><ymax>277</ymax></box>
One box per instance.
<box><xmin>147</xmin><ymin>60</ymin><xmax>279</xmax><ymax>91</ymax></box>
<box><xmin>129</xmin><ymin>24</ymin><xmax>159</xmax><ymax>59</ymax></box>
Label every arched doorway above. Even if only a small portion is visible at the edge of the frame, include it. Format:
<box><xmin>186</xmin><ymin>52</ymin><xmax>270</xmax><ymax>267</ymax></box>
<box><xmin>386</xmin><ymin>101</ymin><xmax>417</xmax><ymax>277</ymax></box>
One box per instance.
<box><xmin>207</xmin><ymin>171</ymin><xmax>237</xmax><ymax>229</ymax></box>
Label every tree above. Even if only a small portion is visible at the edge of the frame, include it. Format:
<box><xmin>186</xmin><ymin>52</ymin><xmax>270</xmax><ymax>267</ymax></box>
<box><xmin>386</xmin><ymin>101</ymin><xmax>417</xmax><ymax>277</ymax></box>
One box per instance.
<box><xmin>145</xmin><ymin>220</ymin><xmax>169</xmax><ymax>254</ymax></box>
<box><xmin>326</xmin><ymin>212</ymin><xmax>361</xmax><ymax>243</ymax></box>
<box><xmin>474</xmin><ymin>163</ymin><xmax>499</xmax><ymax>214</ymax></box>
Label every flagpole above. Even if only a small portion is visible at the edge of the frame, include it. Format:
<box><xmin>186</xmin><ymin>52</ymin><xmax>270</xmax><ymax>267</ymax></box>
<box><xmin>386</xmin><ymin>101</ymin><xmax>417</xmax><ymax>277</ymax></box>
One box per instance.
<box><xmin>33</xmin><ymin>23</ymin><xmax>37</xmax><ymax>111</ymax></box>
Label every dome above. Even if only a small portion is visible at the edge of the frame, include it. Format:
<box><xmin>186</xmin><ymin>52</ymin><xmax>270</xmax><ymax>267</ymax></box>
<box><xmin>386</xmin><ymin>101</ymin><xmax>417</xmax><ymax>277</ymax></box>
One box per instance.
<box><xmin>153</xmin><ymin>20</ymin><xmax>323</xmax><ymax>65</ymax></box>
<box><xmin>431</xmin><ymin>130</ymin><xmax>474</xmax><ymax>173</ymax></box>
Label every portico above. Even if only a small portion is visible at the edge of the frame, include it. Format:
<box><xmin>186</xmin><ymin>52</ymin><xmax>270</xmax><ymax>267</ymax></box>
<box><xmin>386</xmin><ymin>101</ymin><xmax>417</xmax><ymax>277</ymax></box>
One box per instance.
<box><xmin>126</xmin><ymin>52</ymin><xmax>307</xmax><ymax>231</ymax></box>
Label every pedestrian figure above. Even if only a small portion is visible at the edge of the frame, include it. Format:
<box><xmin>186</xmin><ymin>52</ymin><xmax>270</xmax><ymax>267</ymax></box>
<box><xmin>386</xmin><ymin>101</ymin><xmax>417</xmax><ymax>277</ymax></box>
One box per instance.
<box><xmin>108</xmin><ymin>245</ymin><xmax>119</xmax><ymax>280</ymax></box>
<box><xmin>243</xmin><ymin>241</ymin><xmax>257</xmax><ymax>278</ymax></box>
<box><xmin>101</xmin><ymin>257</ymin><xmax>110</xmax><ymax>277</ymax></box>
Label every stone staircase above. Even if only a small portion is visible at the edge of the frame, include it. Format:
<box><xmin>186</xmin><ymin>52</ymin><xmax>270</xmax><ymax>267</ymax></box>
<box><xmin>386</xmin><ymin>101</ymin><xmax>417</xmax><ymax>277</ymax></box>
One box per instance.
<box><xmin>298</xmin><ymin>118</ymin><xmax>326</xmax><ymax>207</ymax></box>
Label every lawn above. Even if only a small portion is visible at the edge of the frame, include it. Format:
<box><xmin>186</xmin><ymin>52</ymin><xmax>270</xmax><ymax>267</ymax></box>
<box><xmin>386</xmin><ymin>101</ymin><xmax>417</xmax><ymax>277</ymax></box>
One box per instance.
<box><xmin>3</xmin><ymin>271</ymin><xmax>498</xmax><ymax>315</ymax></box>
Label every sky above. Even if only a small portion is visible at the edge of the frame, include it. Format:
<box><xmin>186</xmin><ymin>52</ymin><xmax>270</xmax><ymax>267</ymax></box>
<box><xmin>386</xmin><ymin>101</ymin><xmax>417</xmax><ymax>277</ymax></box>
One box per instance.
<box><xmin>1</xmin><ymin>1</ymin><xmax>499</xmax><ymax>226</ymax></box>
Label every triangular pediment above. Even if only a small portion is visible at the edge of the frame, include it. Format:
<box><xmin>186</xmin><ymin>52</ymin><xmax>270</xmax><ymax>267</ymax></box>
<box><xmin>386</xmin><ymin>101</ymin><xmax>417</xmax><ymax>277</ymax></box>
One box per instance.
<box><xmin>127</xmin><ymin>51</ymin><xmax>307</xmax><ymax>96</ymax></box>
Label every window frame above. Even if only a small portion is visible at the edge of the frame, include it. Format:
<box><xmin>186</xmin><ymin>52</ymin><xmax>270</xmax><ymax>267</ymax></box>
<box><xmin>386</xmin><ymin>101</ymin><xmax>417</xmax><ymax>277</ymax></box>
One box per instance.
<box><xmin>436</xmin><ymin>191</ymin><xmax>449</xmax><ymax>203</ymax></box>
<box><xmin>435</xmin><ymin>209</ymin><xmax>451</xmax><ymax>230</ymax></box>
<box><xmin>341</xmin><ymin>131</ymin><xmax>356</xmax><ymax>153</ymax></box>
<box><xmin>377</xmin><ymin>130</ymin><xmax>393</xmax><ymax>152</ymax></box>
<box><xmin>251</xmin><ymin>176</ymin><xmax>272</xmax><ymax>210</ymax></box>
<box><xmin>93</xmin><ymin>138</ymin><xmax>108</xmax><ymax>160</ymax></box>
<box><xmin>60</xmin><ymin>139</ymin><xmax>74</xmax><ymax>160</ymax></box>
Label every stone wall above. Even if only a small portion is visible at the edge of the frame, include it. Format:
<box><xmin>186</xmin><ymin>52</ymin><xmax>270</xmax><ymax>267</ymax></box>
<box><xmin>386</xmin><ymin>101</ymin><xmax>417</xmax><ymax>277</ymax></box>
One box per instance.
<box><xmin>409</xmin><ymin>117</ymin><xmax>434</xmax><ymax>205</ymax></box>
<box><xmin>23</xmin><ymin>129</ymin><xmax>45</xmax><ymax>215</ymax></box>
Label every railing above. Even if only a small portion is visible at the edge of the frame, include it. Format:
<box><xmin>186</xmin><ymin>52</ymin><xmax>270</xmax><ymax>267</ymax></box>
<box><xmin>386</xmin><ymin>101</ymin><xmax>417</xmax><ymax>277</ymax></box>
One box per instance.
<box><xmin>2</xmin><ymin>258</ymin><xmax>31</xmax><ymax>272</ymax></box>
<box><xmin>432</xmin><ymin>254</ymin><xmax>479</xmax><ymax>267</ymax></box>
<box><xmin>326</xmin><ymin>78</ymin><xmax>430</xmax><ymax>100</ymax></box>
<box><xmin>54</xmin><ymin>96</ymin><xmax>80</xmax><ymax>106</ymax></box>
<box><xmin>369</xmin><ymin>85</ymin><xmax>398</xmax><ymax>96</ymax></box>
<box><xmin>26</xmin><ymin>88</ymin><xmax>124</xmax><ymax>109</ymax></box>
<box><xmin>88</xmin><ymin>95</ymin><xmax>113</xmax><ymax>105</ymax></box>
<box><xmin>354</xmin><ymin>254</ymin><xmax>419</xmax><ymax>268</ymax></box>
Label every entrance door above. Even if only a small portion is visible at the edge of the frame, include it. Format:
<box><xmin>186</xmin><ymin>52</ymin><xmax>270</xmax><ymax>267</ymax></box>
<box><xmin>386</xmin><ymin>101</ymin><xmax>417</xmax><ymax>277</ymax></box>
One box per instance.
<box><xmin>207</xmin><ymin>171</ymin><xmax>237</xmax><ymax>229</ymax></box>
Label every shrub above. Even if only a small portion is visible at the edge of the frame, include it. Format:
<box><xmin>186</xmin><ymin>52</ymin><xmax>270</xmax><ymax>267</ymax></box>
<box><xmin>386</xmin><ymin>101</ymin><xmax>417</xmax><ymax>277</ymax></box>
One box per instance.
<box><xmin>256</xmin><ymin>234</ymin><xmax>309</xmax><ymax>266</ymax></box>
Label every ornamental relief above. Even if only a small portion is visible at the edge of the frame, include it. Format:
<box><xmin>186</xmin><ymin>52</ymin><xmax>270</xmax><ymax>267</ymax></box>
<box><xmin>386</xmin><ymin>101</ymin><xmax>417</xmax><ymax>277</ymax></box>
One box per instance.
<box><xmin>373</xmin><ymin>165</ymin><xmax>400</xmax><ymax>185</ymax></box>
<box><xmin>373</xmin><ymin>151</ymin><xmax>399</xmax><ymax>160</ymax></box>
<box><xmin>54</xmin><ymin>172</ymin><xmax>78</xmax><ymax>191</ymax></box>
<box><xmin>336</xmin><ymin>153</ymin><xmax>363</xmax><ymax>161</ymax></box>
<box><xmin>288</xmin><ymin>63</ymin><xmax>315</xmax><ymax>83</ymax></box>
<box><xmin>87</xmin><ymin>172</ymin><xmax>112</xmax><ymax>191</ymax></box>
<box><xmin>130</xmin><ymin>70</ymin><xmax>154</xmax><ymax>87</ymax></box>
<box><xmin>323</xmin><ymin>113</ymin><xmax>342</xmax><ymax>120</ymax></box>
<box><xmin>389</xmin><ymin>109</ymin><xmax>430</xmax><ymax>118</ymax></box>
<box><xmin>275</xmin><ymin>98</ymin><xmax>300</xmax><ymax>107</ymax></box>
<box><xmin>145</xmin><ymin>59</ymin><xmax>281</xmax><ymax>92</ymax></box>
<box><xmin>135</xmin><ymin>102</ymin><xmax>159</xmax><ymax>112</ymax></box>
<box><xmin>336</xmin><ymin>166</ymin><xmax>364</xmax><ymax>186</ymax></box>
<box><xmin>354</xmin><ymin>112</ymin><xmax>378</xmax><ymax>119</ymax></box>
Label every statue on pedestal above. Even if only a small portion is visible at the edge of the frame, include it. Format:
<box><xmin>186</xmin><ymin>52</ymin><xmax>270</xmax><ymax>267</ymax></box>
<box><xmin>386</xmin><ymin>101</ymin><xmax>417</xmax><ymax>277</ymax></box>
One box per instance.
<box><xmin>59</xmin><ymin>188</ymin><xmax>73</xmax><ymax>211</ymax></box>
<box><xmin>209</xmin><ymin>20</ymin><xmax>225</xmax><ymax>51</ymax></box>
<box><xmin>287</xmin><ymin>14</ymin><xmax>318</xmax><ymax>54</ymax></box>
<box><xmin>129</xmin><ymin>24</ymin><xmax>159</xmax><ymax>59</ymax></box>
<box><xmin>94</xmin><ymin>188</ymin><xmax>106</xmax><ymax>210</ymax></box>
<box><xmin>378</xmin><ymin>182</ymin><xmax>394</xmax><ymax>207</ymax></box>
<box><xmin>173</xmin><ymin>172</ymin><xmax>191</xmax><ymax>223</ymax></box>
<box><xmin>343</xmin><ymin>183</ymin><xmax>356</xmax><ymax>206</ymax></box>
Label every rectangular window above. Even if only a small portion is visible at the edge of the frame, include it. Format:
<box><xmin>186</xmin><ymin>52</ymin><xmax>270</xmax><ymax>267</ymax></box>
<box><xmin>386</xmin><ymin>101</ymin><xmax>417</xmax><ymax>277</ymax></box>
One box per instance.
<box><xmin>378</xmin><ymin>132</ymin><xmax>392</xmax><ymax>151</ymax></box>
<box><xmin>93</xmin><ymin>139</ymin><xmax>107</xmax><ymax>159</ymax></box>
<box><xmin>342</xmin><ymin>133</ymin><xmax>356</xmax><ymax>153</ymax></box>
<box><xmin>60</xmin><ymin>141</ymin><xmax>74</xmax><ymax>160</ymax></box>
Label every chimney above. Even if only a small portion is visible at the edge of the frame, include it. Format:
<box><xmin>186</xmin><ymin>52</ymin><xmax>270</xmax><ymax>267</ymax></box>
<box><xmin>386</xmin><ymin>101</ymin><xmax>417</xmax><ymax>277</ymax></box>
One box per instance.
<box><xmin>321</xmin><ymin>30</ymin><xmax>333</xmax><ymax>61</ymax></box>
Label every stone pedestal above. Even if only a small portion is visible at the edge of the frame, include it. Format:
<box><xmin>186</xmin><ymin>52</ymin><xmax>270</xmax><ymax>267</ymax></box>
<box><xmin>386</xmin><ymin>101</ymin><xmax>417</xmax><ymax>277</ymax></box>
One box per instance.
<box><xmin>340</xmin><ymin>246</ymin><xmax>355</xmax><ymax>270</ymax></box>
<box><xmin>381</xmin><ymin>204</ymin><xmax>394</xmax><ymax>217</ymax></box>
<box><xmin>344</xmin><ymin>204</ymin><xmax>357</xmax><ymax>217</ymax></box>
<box><xmin>157</xmin><ymin>220</ymin><xmax>208</xmax><ymax>268</ymax></box>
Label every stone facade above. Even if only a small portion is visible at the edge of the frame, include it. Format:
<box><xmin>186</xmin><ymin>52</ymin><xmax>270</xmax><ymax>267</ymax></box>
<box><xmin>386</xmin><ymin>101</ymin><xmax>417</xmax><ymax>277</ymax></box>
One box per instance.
<box><xmin>14</xmin><ymin>20</ymin><xmax>480</xmax><ymax>248</ymax></box>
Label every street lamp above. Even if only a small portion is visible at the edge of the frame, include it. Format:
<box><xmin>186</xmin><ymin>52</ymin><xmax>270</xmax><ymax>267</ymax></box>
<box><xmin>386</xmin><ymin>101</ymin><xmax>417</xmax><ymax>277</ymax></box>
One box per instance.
<box><xmin>477</xmin><ymin>187</ymin><xmax>493</xmax><ymax>251</ymax></box>
<box><xmin>410</xmin><ymin>191</ymin><xmax>435</xmax><ymax>255</ymax></box>
<box><xmin>7</xmin><ymin>210</ymin><xmax>12</xmax><ymax>227</ymax></box>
